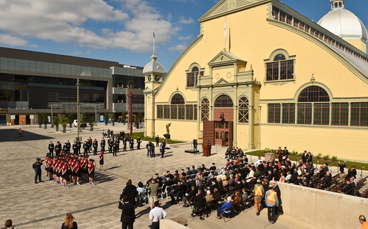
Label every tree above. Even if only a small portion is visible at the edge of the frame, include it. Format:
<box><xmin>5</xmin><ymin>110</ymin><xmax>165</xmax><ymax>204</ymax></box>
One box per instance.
<box><xmin>68</xmin><ymin>113</ymin><xmax>74</xmax><ymax>128</ymax></box>
<box><xmin>89</xmin><ymin>115</ymin><xmax>95</xmax><ymax>127</ymax></box>
<box><xmin>104</xmin><ymin>111</ymin><xmax>109</xmax><ymax>125</ymax></box>
<box><xmin>138</xmin><ymin>112</ymin><xmax>143</xmax><ymax>125</ymax></box>
<box><xmin>122</xmin><ymin>112</ymin><xmax>127</xmax><ymax>125</ymax></box>
<box><xmin>134</xmin><ymin>114</ymin><xmax>139</xmax><ymax>128</ymax></box>
<box><xmin>112</xmin><ymin>114</ymin><xmax>115</xmax><ymax>124</ymax></box>
<box><xmin>53</xmin><ymin>115</ymin><xmax>60</xmax><ymax>131</ymax></box>
<box><xmin>80</xmin><ymin>113</ymin><xmax>88</xmax><ymax>127</ymax></box>
<box><xmin>42</xmin><ymin>112</ymin><xmax>48</xmax><ymax>124</ymax></box>
<box><xmin>61</xmin><ymin>114</ymin><xmax>68</xmax><ymax>128</ymax></box>
<box><xmin>37</xmin><ymin>112</ymin><xmax>43</xmax><ymax>126</ymax></box>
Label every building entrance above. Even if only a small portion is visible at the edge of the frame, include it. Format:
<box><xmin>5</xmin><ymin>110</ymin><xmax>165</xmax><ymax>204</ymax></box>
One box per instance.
<box><xmin>215</xmin><ymin>121</ymin><xmax>229</xmax><ymax>146</ymax></box>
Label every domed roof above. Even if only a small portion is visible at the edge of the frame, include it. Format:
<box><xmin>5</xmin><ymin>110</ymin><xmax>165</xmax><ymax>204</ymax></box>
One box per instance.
<box><xmin>318</xmin><ymin>0</ymin><xmax>368</xmax><ymax>43</ymax></box>
<box><xmin>142</xmin><ymin>54</ymin><xmax>165</xmax><ymax>74</ymax></box>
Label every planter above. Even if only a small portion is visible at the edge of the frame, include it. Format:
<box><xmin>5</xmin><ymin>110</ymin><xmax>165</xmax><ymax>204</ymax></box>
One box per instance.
<box><xmin>63</xmin><ymin>126</ymin><xmax>66</xmax><ymax>133</ymax></box>
<box><xmin>44</xmin><ymin>124</ymin><xmax>47</xmax><ymax>129</ymax></box>
<box><xmin>69</xmin><ymin>123</ymin><xmax>72</xmax><ymax>128</ymax></box>
<box><xmin>56</xmin><ymin>126</ymin><xmax>59</xmax><ymax>131</ymax></box>
<box><xmin>112</xmin><ymin>122</ymin><xmax>115</xmax><ymax>126</ymax></box>
<box><xmin>39</xmin><ymin>124</ymin><xmax>42</xmax><ymax>128</ymax></box>
<box><xmin>90</xmin><ymin>126</ymin><xmax>93</xmax><ymax>131</ymax></box>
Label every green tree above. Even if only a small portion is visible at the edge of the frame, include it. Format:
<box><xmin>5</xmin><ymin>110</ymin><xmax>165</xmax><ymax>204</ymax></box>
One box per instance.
<box><xmin>52</xmin><ymin>115</ymin><xmax>60</xmax><ymax>127</ymax></box>
<box><xmin>81</xmin><ymin>113</ymin><xmax>88</xmax><ymax>126</ymax></box>
<box><xmin>68</xmin><ymin>113</ymin><xmax>74</xmax><ymax>127</ymax></box>
<box><xmin>104</xmin><ymin>111</ymin><xmax>109</xmax><ymax>125</ymax></box>
<box><xmin>122</xmin><ymin>112</ymin><xmax>127</xmax><ymax>124</ymax></box>
<box><xmin>37</xmin><ymin>112</ymin><xmax>43</xmax><ymax>125</ymax></box>
<box><xmin>89</xmin><ymin>115</ymin><xmax>95</xmax><ymax>127</ymax></box>
<box><xmin>61</xmin><ymin>114</ymin><xmax>68</xmax><ymax>127</ymax></box>
<box><xmin>42</xmin><ymin>112</ymin><xmax>48</xmax><ymax>124</ymax></box>
<box><xmin>112</xmin><ymin>114</ymin><xmax>115</xmax><ymax>124</ymax></box>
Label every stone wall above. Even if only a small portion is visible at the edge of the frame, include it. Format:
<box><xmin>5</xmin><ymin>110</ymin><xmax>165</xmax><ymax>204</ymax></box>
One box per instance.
<box><xmin>278</xmin><ymin>182</ymin><xmax>368</xmax><ymax>229</ymax></box>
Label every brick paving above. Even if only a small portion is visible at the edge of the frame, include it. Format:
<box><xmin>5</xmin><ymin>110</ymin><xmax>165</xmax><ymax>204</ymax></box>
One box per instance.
<box><xmin>0</xmin><ymin>124</ymin><xmax>320</xmax><ymax>229</ymax></box>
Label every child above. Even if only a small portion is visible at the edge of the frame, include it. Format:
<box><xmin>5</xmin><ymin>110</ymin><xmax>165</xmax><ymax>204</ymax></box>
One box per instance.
<box><xmin>99</xmin><ymin>151</ymin><xmax>104</xmax><ymax>171</ymax></box>
<box><xmin>88</xmin><ymin>159</ymin><xmax>96</xmax><ymax>185</ymax></box>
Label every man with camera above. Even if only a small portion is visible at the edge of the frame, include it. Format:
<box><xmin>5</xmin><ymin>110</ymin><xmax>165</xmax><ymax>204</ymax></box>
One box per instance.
<box><xmin>33</xmin><ymin>158</ymin><xmax>43</xmax><ymax>184</ymax></box>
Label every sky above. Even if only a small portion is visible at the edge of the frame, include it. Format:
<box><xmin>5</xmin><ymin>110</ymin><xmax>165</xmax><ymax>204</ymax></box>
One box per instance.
<box><xmin>0</xmin><ymin>0</ymin><xmax>367</xmax><ymax>71</ymax></box>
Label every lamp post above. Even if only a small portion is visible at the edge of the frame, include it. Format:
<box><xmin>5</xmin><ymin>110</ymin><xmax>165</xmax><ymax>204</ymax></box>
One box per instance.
<box><xmin>95</xmin><ymin>103</ymin><xmax>97</xmax><ymax>126</ymax></box>
<box><xmin>50</xmin><ymin>103</ymin><xmax>53</xmax><ymax>127</ymax></box>
<box><xmin>76</xmin><ymin>78</ymin><xmax>80</xmax><ymax>141</ymax></box>
<box><xmin>129</xmin><ymin>89</ymin><xmax>133</xmax><ymax>137</ymax></box>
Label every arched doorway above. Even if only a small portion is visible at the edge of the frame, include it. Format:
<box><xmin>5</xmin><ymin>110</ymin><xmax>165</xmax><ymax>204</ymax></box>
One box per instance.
<box><xmin>214</xmin><ymin>95</ymin><xmax>233</xmax><ymax>147</ymax></box>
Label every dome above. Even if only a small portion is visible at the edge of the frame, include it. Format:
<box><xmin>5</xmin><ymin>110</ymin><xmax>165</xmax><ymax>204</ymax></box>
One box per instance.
<box><xmin>142</xmin><ymin>54</ymin><xmax>165</xmax><ymax>74</ymax></box>
<box><xmin>317</xmin><ymin>0</ymin><xmax>368</xmax><ymax>43</ymax></box>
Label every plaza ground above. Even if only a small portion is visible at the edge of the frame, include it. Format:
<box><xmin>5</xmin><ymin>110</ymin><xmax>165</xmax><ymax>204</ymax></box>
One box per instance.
<box><xmin>0</xmin><ymin>124</ymin><xmax>326</xmax><ymax>228</ymax></box>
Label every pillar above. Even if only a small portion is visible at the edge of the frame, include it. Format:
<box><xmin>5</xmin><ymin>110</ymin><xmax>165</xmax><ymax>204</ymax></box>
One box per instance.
<box><xmin>248</xmin><ymin>84</ymin><xmax>254</xmax><ymax>150</ymax></box>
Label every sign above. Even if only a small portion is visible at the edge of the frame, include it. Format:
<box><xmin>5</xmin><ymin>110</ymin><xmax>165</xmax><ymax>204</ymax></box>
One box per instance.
<box><xmin>10</xmin><ymin>115</ymin><xmax>15</xmax><ymax>120</ymax></box>
<box><xmin>30</xmin><ymin>115</ymin><xmax>34</xmax><ymax>119</ymax></box>
<box><xmin>48</xmin><ymin>116</ymin><xmax>51</xmax><ymax>123</ymax></box>
<box><xmin>100</xmin><ymin>115</ymin><xmax>104</xmax><ymax>122</ymax></box>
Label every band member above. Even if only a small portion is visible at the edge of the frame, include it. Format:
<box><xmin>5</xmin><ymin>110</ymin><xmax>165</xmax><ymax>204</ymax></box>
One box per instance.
<box><xmin>130</xmin><ymin>137</ymin><xmax>134</xmax><ymax>150</ymax></box>
<box><xmin>66</xmin><ymin>140</ymin><xmax>71</xmax><ymax>153</ymax></box>
<box><xmin>123</xmin><ymin>138</ymin><xmax>127</xmax><ymax>152</ymax></box>
<box><xmin>83</xmin><ymin>141</ymin><xmax>88</xmax><ymax>156</ymax></box>
<box><xmin>88</xmin><ymin>159</ymin><xmax>96</xmax><ymax>185</ymax></box>
<box><xmin>55</xmin><ymin>141</ymin><xmax>61</xmax><ymax>157</ymax></box>
<box><xmin>101</xmin><ymin>137</ymin><xmax>106</xmax><ymax>153</ymax></box>
<box><xmin>73</xmin><ymin>142</ymin><xmax>78</xmax><ymax>155</ymax></box>
<box><xmin>113</xmin><ymin>140</ymin><xmax>118</xmax><ymax>157</ymax></box>
<box><xmin>93</xmin><ymin>139</ymin><xmax>98</xmax><ymax>155</ymax></box>
<box><xmin>48</xmin><ymin>141</ymin><xmax>54</xmax><ymax>157</ymax></box>
<box><xmin>74</xmin><ymin>158</ymin><xmax>81</xmax><ymax>185</ymax></box>
<box><xmin>99</xmin><ymin>151</ymin><xmax>104</xmax><ymax>171</ymax></box>
<box><xmin>76</xmin><ymin>140</ymin><xmax>81</xmax><ymax>155</ymax></box>
<box><xmin>137</xmin><ymin>137</ymin><xmax>141</xmax><ymax>150</ymax></box>
<box><xmin>61</xmin><ymin>160</ymin><xmax>69</xmax><ymax>188</ymax></box>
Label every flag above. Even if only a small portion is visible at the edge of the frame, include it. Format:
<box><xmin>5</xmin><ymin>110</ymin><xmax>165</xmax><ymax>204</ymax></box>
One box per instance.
<box><xmin>153</xmin><ymin>32</ymin><xmax>155</xmax><ymax>38</ymax></box>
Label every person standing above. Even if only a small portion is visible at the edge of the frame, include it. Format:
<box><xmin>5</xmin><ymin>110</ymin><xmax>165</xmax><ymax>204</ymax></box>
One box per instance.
<box><xmin>18</xmin><ymin>128</ymin><xmax>23</xmax><ymax>137</ymax></box>
<box><xmin>76</xmin><ymin>140</ymin><xmax>81</xmax><ymax>155</ymax></box>
<box><xmin>147</xmin><ymin>179</ymin><xmax>159</xmax><ymax>209</ymax></box>
<box><xmin>113</xmin><ymin>140</ymin><xmax>118</xmax><ymax>157</ymax></box>
<box><xmin>149</xmin><ymin>201</ymin><xmax>167</xmax><ymax>229</ymax></box>
<box><xmin>83</xmin><ymin>141</ymin><xmax>88</xmax><ymax>156</ymax></box>
<box><xmin>146</xmin><ymin>142</ymin><xmax>151</xmax><ymax>157</ymax></box>
<box><xmin>33</xmin><ymin>158</ymin><xmax>43</xmax><ymax>184</ymax></box>
<box><xmin>101</xmin><ymin>138</ymin><xmax>106</xmax><ymax>153</ymax></box>
<box><xmin>137</xmin><ymin>137</ymin><xmax>141</xmax><ymax>150</ymax></box>
<box><xmin>193</xmin><ymin>139</ymin><xmax>198</xmax><ymax>154</ymax></box>
<box><xmin>265</xmin><ymin>183</ymin><xmax>279</xmax><ymax>224</ymax></box>
<box><xmin>93</xmin><ymin>139</ymin><xmax>98</xmax><ymax>155</ymax></box>
<box><xmin>61</xmin><ymin>213</ymin><xmax>78</xmax><ymax>229</ymax></box>
<box><xmin>111</xmin><ymin>130</ymin><xmax>114</xmax><ymax>141</ymax></box>
<box><xmin>359</xmin><ymin>215</ymin><xmax>368</xmax><ymax>229</ymax></box>
<box><xmin>155</xmin><ymin>135</ymin><xmax>159</xmax><ymax>147</ymax></box>
<box><xmin>99</xmin><ymin>151</ymin><xmax>104</xmax><ymax>171</ymax></box>
<box><xmin>121</xmin><ymin>179</ymin><xmax>138</xmax><ymax>206</ymax></box>
<box><xmin>48</xmin><ymin>141</ymin><xmax>55</xmax><ymax>157</ymax></box>
<box><xmin>55</xmin><ymin>141</ymin><xmax>61</xmax><ymax>157</ymax></box>
<box><xmin>160</xmin><ymin>142</ymin><xmax>165</xmax><ymax>158</ymax></box>
<box><xmin>108</xmin><ymin>139</ymin><xmax>113</xmax><ymax>154</ymax></box>
<box><xmin>88</xmin><ymin>159</ymin><xmax>95</xmax><ymax>185</ymax></box>
<box><xmin>72</xmin><ymin>142</ymin><xmax>78</xmax><ymax>155</ymax></box>
<box><xmin>66</xmin><ymin>140</ymin><xmax>71</xmax><ymax>153</ymax></box>
<box><xmin>273</xmin><ymin>181</ymin><xmax>283</xmax><ymax>215</ymax></box>
<box><xmin>118</xmin><ymin>196</ymin><xmax>135</xmax><ymax>229</ymax></box>
<box><xmin>253</xmin><ymin>179</ymin><xmax>264</xmax><ymax>216</ymax></box>
<box><xmin>123</xmin><ymin>138</ymin><xmax>127</xmax><ymax>152</ymax></box>
<box><xmin>130</xmin><ymin>137</ymin><xmax>134</xmax><ymax>150</ymax></box>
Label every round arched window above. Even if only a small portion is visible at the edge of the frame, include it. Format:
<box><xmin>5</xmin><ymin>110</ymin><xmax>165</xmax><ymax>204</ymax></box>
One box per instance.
<box><xmin>214</xmin><ymin>95</ymin><xmax>233</xmax><ymax>107</ymax></box>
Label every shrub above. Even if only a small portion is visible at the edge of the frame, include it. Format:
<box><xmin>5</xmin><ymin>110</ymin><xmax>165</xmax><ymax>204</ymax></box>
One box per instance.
<box><xmin>323</xmin><ymin>154</ymin><xmax>330</xmax><ymax>160</ymax></box>
<box><xmin>316</xmin><ymin>153</ymin><xmax>322</xmax><ymax>159</ymax></box>
<box><xmin>332</xmin><ymin>156</ymin><xmax>338</xmax><ymax>161</ymax></box>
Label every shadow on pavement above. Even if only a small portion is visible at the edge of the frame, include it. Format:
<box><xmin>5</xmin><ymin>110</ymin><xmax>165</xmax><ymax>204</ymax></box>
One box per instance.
<box><xmin>0</xmin><ymin>129</ymin><xmax>53</xmax><ymax>142</ymax></box>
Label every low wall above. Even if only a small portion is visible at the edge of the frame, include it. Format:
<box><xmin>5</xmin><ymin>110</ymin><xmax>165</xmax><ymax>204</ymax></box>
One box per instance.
<box><xmin>278</xmin><ymin>182</ymin><xmax>368</xmax><ymax>229</ymax></box>
<box><xmin>159</xmin><ymin>219</ymin><xmax>190</xmax><ymax>229</ymax></box>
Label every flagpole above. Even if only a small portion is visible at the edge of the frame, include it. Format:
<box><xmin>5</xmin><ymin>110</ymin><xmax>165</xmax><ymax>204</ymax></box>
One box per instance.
<box><xmin>153</xmin><ymin>32</ymin><xmax>155</xmax><ymax>55</ymax></box>
<box><xmin>224</xmin><ymin>17</ymin><xmax>227</xmax><ymax>51</ymax></box>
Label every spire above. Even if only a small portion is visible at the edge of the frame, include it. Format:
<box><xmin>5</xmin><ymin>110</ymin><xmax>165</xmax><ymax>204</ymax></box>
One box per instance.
<box><xmin>330</xmin><ymin>0</ymin><xmax>345</xmax><ymax>10</ymax></box>
<box><xmin>152</xmin><ymin>32</ymin><xmax>156</xmax><ymax>55</ymax></box>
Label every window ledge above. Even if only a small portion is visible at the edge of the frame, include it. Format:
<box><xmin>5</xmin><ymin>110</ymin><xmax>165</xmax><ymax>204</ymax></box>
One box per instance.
<box><xmin>264</xmin><ymin>79</ymin><xmax>295</xmax><ymax>84</ymax></box>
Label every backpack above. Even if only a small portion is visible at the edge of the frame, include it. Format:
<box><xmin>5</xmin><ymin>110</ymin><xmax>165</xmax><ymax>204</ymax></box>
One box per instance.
<box><xmin>32</xmin><ymin>163</ymin><xmax>36</xmax><ymax>169</ymax></box>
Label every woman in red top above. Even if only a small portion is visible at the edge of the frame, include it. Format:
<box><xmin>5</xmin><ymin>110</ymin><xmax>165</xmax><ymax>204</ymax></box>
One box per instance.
<box><xmin>88</xmin><ymin>159</ymin><xmax>95</xmax><ymax>185</ymax></box>
<box><xmin>99</xmin><ymin>151</ymin><xmax>104</xmax><ymax>171</ymax></box>
<box><xmin>74</xmin><ymin>160</ymin><xmax>81</xmax><ymax>185</ymax></box>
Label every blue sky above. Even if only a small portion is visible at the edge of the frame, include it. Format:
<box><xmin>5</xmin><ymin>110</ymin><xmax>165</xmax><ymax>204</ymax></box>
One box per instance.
<box><xmin>0</xmin><ymin>0</ymin><xmax>367</xmax><ymax>70</ymax></box>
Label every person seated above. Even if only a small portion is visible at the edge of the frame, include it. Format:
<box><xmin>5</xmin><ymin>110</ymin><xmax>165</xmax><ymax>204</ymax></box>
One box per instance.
<box><xmin>233</xmin><ymin>180</ymin><xmax>244</xmax><ymax>191</ymax></box>
<box><xmin>136</xmin><ymin>182</ymin><xmax>145</xmax><ymax>206</ymax></box>
<box><xmin>225</xmin><ymin>147</ymin><xmax>231</xmax><ymax>159</ymax></box>
<box><xmin>241</xmin><ymin>188</ymin><xmax>248</xmax><ymax>202</ymax></box>
<box><xmin>192</xmin><ymin>189</ymin><xmax>206</xmax><ymax>216</ymax></box>
<box><xmin>182</xmin><ymin>186</ymin><xmax>198</xmax><ymax>207</ymax></box>
<box><xmin>212</xmin><ymin>188</ymin><xmax>221</xmax><ymax>202</ymax></box>
<box><xmin>209</xmin><ymin>180</ymin><xmax>219</xmax><ymax>193</ymax></box>
<box><xmin>232</xmin><ymin>191</ymin><xmax>242</xmax><ymax>209</ymax></box>
<box><xmin>169</xmin><ymin>181</ymin><xmax>186</xmax><ymax>204</ymax></box>
<box><xmin>209</xmin><ymin>163</ymin><xmax>216</xmax><ymax>171</ymax></box>
<box><xmin>205</xmin><ymin>190</ymin><xmax>214</xmax><ymax>209</ymax></box>
<box><xmin>187</xmin><ymin>177</ymin><xmax>196</xmax><ymax>188</ymax></box>
<box><xmin>216</xmin><ymin>196</ymin><xmax>232</xmax><ymax>219</ymax></box>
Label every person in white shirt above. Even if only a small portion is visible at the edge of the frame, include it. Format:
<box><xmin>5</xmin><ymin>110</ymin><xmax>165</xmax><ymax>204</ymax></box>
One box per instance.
<box><xmin>149</xmin><ymin>201</ymin><xmax>167</xmax><ymax>229</ymax></box>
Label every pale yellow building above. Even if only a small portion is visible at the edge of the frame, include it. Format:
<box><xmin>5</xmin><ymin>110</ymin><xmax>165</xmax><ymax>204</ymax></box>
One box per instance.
<box><xmin>143</xmin><ymin>0</ymin><xmax>368</xmax><ymax>161</ymax></box>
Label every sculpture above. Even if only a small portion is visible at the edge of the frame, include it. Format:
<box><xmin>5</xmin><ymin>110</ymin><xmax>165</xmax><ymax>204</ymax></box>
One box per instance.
<box><xmin>166</xmin><ymin>123</ymin><xmax>171</xmax><ymax>134</ymax></box>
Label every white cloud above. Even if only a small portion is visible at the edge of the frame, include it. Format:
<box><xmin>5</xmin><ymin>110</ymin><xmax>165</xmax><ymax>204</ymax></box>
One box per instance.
<box><xmin>178</xmin><ymin>16</ymin><xmax>194</xmax><ymax>24</ymax></box>
<box><xmin>0</xmin><ymin>33</ymin><xmax>28</xmax><ymax>46</ymax></box>
<box><xmin>0</xmin><ymin>0</ymin><xmax>179</xmax><ymax>52</ymax></box>
<box><xmin>179</xmin><ymin>35</ymin><xmax>192</xmax><ymax>40</ymax></box>
<box><xmin>168</xmin><ymin>44</ymin><xmax>187</xmax><ymax>52</ymax></box>
<box><xmin>29</xmin><ymin>44</ymin><xmax>38</xmax><ymax>48</ymax></box>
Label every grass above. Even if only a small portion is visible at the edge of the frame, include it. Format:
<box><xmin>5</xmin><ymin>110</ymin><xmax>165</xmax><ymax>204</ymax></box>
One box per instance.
<box><xmin>245</xmin><ymin>149</ymin><xmax>368</xmax><ymax>171</ymax></box>
<box><xmin>115</xmin><ymin>131</ymin><xmax>185</xmax><ymax>144</ymax></box>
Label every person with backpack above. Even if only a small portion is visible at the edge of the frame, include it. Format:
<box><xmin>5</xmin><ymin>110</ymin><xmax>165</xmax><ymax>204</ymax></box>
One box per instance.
<box><xmin>33</xmin><ymin>158</ymin><xmax>43</xmax><ymax>184</ymax></box>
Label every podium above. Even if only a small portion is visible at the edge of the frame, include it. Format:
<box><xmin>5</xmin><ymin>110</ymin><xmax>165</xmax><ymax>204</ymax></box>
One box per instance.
<box><xmin>202</xmin><ymin>144</ymin><xmax>211</xmax><ymax>157</ymax></box>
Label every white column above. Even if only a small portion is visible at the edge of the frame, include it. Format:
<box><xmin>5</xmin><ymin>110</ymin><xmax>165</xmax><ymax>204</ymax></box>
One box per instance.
<box><xmin>248</xmin><ymin>84</ymin><xmax>254</xmax><ymax>150</ymax></box>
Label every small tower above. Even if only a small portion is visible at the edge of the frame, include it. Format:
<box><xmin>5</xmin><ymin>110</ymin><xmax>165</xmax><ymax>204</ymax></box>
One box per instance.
<box><xmin>143</xmin><ymin>41</ymin><xmax>165</xmax><ymax>138</ymax></box>
<box><xmin>330</xmin><ymin>0</ymin><xmax>345</xmax><ymax>10</ymax></box>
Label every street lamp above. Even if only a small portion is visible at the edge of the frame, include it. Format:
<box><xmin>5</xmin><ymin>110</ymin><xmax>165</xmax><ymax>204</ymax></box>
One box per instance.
<box><xmin>76</xmin><ymin>78</ymin><xmax>80</xmax><ymax>141</ymax></box>
<box><xmin>50</xmin><ymin>103</ymin><xmax>53</xmax><ymax>127</ymax></box>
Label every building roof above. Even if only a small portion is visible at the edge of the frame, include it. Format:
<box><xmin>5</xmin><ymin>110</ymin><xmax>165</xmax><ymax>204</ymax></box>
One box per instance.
<box><xmin>142</xmin><ymin>54</ymin><xmax>165</xmax><ymax>75</ymax></box>
<box><xmin>318</xmin><ymin>0</ymin><xmax>368</xmax><ymax>43</ymax></box>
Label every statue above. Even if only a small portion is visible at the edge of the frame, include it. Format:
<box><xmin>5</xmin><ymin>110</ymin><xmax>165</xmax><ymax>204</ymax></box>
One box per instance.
<box><xmin>166</xmin><ymin>123</ymin><xmax>171</xmax><ymax>134</ymax></box>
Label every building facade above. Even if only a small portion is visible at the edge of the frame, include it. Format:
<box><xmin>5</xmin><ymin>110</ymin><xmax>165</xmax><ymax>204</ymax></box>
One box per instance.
<box><xmin>0</xmin><ymin>47</ymin><xmax>145</xmax><ymax>125</ymax></box>
<box><xmin>144</xmin><ymin>0</ymin><xmax>368</xmax><ymax>161</ymax></box>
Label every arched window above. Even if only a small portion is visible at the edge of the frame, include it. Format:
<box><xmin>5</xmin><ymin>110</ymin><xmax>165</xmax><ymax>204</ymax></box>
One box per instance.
<box><xmin>187</xmin><ymin>67</ymin><xmax>198</xmax><ymax>87</ymax></box>
<box><xmin>201</xmin><ymin>98</ymin><xmax>209</xmax><ymax>121</ymax></box>
<box><xmin>171</xmin><ymin>94</ymin><xmax>185</xmax><ymax>119</ymax></box>
<box><xmin>297</xmin><ymin>86</ymin><xmax>330</xmax><ymax>125</ymax></box>
<box><xmin>214</xmin><ymin>95</ymin><xmax>233</xmax><ymax>107</ymax></box>
<box><xmin>266</xmin><ymin>53</ymin><xmax>294</xmax><ymax>81</ymax></box>
<box><xmin>238</xmin><ymin>97</ymin><xmax>249</xmax><ymax>123</ymax></box>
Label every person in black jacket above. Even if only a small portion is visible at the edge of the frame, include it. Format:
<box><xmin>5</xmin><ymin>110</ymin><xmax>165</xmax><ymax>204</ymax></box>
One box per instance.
<box><xmin>121</xmin><ymin>179</ymin><xmax>138</xmax><ymax>206</ymax></box>
<box><xmin>137</xmin><ymin>137</ymin><xmax>141</xmax><ymax>150</ymax></box>
<box><xmin>83</xmin><ymin>141</ymin><xmax>88</xmax><ymax>156</ymax></box>
<box><xmin>182</xmin><ymin>186</ymin><xmax>197</xmax><ymax>207</ymax></box>
<box><xmin>76</xmin><ymin>140</ymin><xmax>81</xmax><ymax>155</ymax></box>
<box><xmin>48</xmin><ymin>141</ymin><xmax>54</xmax><ymax>157</ymax></box>
<box><xmin>72</xmin><ymin>142</ymin><xmax>78</xmax><ymax>155</ymax></box>
<box><xmin>118</xmin><ymin>196</ymin><xmax>135</xmax><ymax>229</ymax></box>
<box><xmin>155</xmin><ymin>135</ymin><xmax>159</xmax><ymax>147</ymax></box>
<box><xmin>192</xmin><ymin>189</ymin><xmax>206</xmax><ymax>216</ymax></box>
<box><xmin>101</xmin><ymin>138</ymin><xmax>106</xmax><ymax>153</ymax></box>
<box><xmin>55</xmin><ymin>141</ymin><xmax>61</xmax><ymax>156</ymax></box>
<box><xmin>93</xmin><ymin>139</ymin><xmax>98</xmax><ymax>155</ymax></box>
<box><xmin>169</xmin><ymin>181</ymin><xmax>186</xmax><ymax>204</ymax></box>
